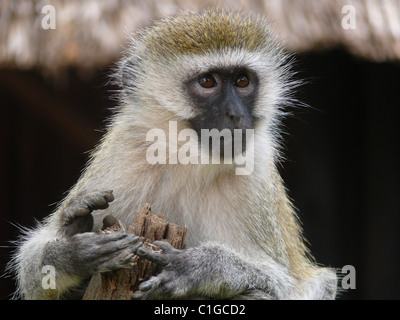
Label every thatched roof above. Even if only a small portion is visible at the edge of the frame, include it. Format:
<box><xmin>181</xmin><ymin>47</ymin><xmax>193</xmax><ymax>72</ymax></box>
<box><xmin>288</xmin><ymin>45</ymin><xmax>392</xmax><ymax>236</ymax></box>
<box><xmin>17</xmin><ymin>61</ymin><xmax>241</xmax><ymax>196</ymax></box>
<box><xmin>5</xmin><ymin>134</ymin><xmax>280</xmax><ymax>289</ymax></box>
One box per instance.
<box><xmin>1</xmin><ymin>0</ymin><xmax>399</xmax><ymax>75</ymax></box>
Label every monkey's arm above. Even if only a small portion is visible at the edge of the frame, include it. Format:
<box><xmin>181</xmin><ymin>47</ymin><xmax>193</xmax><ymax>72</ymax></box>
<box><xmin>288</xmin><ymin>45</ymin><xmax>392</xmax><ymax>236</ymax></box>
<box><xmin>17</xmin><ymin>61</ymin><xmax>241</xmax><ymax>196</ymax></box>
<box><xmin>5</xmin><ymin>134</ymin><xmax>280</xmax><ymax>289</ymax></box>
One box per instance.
<box><xmin>11</xmin><ymin>191</ymin><xmax>141</xmax><ymax>299</ymax></box>
<box><xmin>132</xmin><ymin>241</ymin><xmax>296</xmax><ymax>300</ymax></box>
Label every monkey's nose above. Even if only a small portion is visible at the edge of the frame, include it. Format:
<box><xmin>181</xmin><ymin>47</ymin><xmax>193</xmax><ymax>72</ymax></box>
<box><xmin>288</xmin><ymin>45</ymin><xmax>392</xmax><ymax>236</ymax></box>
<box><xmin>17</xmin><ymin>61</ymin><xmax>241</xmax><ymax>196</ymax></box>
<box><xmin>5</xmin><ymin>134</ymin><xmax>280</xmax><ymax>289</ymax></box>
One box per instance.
<box><xmin>226</xmin><ymin>110</ymin><xmax>243</xmax><ymax>120</ymax></box>
<box><xmin>226</xmin><ymin>107</ymin><xmax>244</xmax><ymax>127</ymax></box>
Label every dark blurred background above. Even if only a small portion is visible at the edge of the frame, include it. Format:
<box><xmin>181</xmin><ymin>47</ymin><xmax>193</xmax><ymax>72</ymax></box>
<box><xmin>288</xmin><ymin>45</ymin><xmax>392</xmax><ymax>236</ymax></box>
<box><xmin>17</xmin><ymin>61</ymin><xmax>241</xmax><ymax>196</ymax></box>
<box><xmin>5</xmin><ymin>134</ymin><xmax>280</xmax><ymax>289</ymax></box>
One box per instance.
<box><xmin>1</xmin><ymin>0</ymin><xmax>399</xmax><ymax>300</ymax></box>
<box><xmin>282</xmin><ymin>50</ymin><xmax>400</xmax><ymax>299</ymax></box>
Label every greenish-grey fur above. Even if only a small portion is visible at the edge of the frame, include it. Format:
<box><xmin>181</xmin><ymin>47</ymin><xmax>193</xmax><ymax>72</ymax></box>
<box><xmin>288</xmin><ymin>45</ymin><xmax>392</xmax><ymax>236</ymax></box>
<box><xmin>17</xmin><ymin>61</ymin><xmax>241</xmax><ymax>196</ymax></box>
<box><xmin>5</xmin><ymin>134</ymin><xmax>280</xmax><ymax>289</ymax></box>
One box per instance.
<box><xmin>137</xmin><ymin>9</ymin><xmax>272</xmax><ymax>57</ymax></box>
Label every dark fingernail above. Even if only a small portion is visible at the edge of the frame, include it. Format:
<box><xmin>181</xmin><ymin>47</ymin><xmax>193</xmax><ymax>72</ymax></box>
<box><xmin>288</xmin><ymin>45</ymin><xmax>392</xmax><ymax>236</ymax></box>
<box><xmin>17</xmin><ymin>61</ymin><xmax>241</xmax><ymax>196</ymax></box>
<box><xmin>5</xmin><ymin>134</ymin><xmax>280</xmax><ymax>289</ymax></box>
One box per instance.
<box><xmin>140</xmin><ymin>282</ymin><xmax>152</xmax><ymax>292</ymax></box>
<box><xmin>131</xmin><ymin>292</ymin><xmax>143</xmax><ymax>300</ymax></box>
<box><xmin>131</xmin><ymin>236</ymin><xmax>140</xmax><ymax>242</ymax></box>
<box><xmin>127</xmin><ymin>235</ymin><xmax>139</xmax><ymax>243</ymax></box>
<box><xmin>104</xmin><ymin>191</ymin><xmax>114</xmax><ymax>202</ymax></box>
<box><xmin>125</xmin><ymin>253</ymin><xmax>134</xmax><ymax>261</ymax></box>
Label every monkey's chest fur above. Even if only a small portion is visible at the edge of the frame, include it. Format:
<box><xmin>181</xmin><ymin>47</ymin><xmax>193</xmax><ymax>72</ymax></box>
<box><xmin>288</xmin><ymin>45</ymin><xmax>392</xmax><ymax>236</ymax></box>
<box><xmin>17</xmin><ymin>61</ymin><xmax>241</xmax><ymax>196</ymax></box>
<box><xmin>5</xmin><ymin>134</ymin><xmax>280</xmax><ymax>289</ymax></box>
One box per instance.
<box><xmin>88</xmin><ymin>162</ymin><xmax>288</xmax><ymax>266</ymax></box>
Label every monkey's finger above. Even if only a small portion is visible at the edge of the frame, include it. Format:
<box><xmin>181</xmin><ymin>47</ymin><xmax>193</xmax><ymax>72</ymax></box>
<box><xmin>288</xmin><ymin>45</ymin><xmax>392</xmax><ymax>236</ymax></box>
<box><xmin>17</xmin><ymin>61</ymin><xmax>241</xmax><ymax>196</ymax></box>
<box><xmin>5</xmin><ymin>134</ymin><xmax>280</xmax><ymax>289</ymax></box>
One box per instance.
<box><xmin>113</xmin><ymin>237</ymin><xmax>141</xmax><ymax>250</ymax></box>
<box><xmin>85</xmin><ymin>196</ymin><xmax>108</xmax><ymax>210</ymax></box>
<box><xmin>63</xmin><ymin>203</ymin><xmax>91</xmax><ymax>219</ymax></box>
<box><xmin>75</xmin><ymin>232</ymin><xmax>138</xmax><ymax>253</ymax></box>
<box><xmin>124</xmin><ymin>234</ymin><xmax>141</xmax><ymax>244</ymax></box>
<box><xmin>64</xmin><ymin>190</ymin><xmax>115</xmax><ymax>220</ymax></box>
<box><xmin>139</xmin><ymin>275</ymin><xmax>163</xmax><ymax>292</ymax></box>
<box><xmin>102</xmin><ymin>190</ymin><xmax>114</xmax><ymax>203</ymax></box>
<box><xmin>131</xmin><ymin>291</ymin><xmax>144</xmax><ymax>300</ymax></box>
<box><xmin>96</xmin><ymin>248</ymin><xmax>138</xmax><ymax>272</ymax></box>
<box><xmin>136</xmin><ymin>273</ymin><xmax>174</xmax><ymax>299</ymax></box>
<box><xmin>89</xmin><ymin>231</ymin><xmax>130</xmax><ymax>243</ymax></box>
<box><xmin>131</xmin><ymin>276</ymin><xmax>165</xmax><ymax>300</ymax></box>
<box><xmin>114</xmin><ymin>253</ymin><xmax>137</xmax><ymax>269</ymax></box>
<box><xmin>105</xmin><ymin>233</ymin><xmax>141</xmax><ymax>249</ymax></box>
<box><xmin>82</xmin><ymin>190</ymin><xmax>114</xmax><ymax>211</ymax></box>
<box><xmin>153</xmin><ymin>240</ymin><xmax>179</xmax><ymax>254</ymax></box>
<box><xmin>137</xmin><ymin>247</ymin><xmax>169</xmax><ymax>266</ymax></box>
<box><xmin>130</xmin><ymin>241</ymin><xmax>143</xmax><ymax>254</ymax></box>
<box><xmin>97</xmin><ymin>235</ymin><xmax>141</xmax><ymax>253</ymax></box>
<box><xmin>68</xmin><ymin>205</ymin><xmax>92</xmax><ymax>217</ymax></box>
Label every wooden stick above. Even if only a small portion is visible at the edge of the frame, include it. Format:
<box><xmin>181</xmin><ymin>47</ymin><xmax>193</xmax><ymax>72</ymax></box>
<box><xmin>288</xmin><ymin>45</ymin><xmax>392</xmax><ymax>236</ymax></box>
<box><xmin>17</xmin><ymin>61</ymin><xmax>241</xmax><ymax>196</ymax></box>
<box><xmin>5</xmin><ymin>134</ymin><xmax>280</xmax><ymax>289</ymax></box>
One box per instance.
<box><xmin>82</xmin><ymin>204</ymin><xmax>186</xmax><ymax>300</ymax></box>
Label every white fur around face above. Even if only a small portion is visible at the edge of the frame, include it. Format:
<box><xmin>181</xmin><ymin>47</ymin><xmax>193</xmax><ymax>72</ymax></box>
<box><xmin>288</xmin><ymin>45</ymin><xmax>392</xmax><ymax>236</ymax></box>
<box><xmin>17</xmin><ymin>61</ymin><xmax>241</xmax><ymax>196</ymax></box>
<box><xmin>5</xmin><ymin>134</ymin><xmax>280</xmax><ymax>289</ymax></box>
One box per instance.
<box><xmin>98</xmin><ymin>47</ymin><xmax>295</xmax><ymax>249</ymax></box>
<box><xmin>118</xmin><ymin>44</ymin><xmax>295</xmax><ymax>172</ymax></box>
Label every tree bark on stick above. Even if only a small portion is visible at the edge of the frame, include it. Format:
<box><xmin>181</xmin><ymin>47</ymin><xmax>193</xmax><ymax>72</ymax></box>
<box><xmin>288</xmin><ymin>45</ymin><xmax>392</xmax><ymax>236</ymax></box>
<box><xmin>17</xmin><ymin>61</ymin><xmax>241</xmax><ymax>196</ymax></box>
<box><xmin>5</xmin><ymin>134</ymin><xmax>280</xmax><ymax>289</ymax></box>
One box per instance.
<box><xmin>82</xmin><ymin>204</ymin><xmax>187</xmax><ymax>300</ymax></box>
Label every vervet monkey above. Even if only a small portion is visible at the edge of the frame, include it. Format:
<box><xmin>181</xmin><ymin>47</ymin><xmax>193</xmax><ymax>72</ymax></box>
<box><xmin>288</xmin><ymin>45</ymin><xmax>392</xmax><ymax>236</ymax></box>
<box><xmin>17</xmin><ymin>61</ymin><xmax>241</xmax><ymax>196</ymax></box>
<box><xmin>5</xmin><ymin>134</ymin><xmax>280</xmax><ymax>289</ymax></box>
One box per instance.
<box><xmin>9</xmin><ymin>9</ymin><xmax>337</xmax><ymax>300</ymax></box>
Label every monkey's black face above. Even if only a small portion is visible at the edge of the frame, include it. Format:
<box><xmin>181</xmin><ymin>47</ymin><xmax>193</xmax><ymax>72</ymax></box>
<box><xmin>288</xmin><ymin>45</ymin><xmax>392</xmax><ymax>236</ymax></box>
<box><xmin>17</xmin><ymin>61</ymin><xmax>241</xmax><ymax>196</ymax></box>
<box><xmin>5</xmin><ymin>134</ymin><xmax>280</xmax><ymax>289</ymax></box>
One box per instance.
<box><xmin>185</xmin><ymin>67</ymin><xmax>258</xmax><ymax>157</ymax></box>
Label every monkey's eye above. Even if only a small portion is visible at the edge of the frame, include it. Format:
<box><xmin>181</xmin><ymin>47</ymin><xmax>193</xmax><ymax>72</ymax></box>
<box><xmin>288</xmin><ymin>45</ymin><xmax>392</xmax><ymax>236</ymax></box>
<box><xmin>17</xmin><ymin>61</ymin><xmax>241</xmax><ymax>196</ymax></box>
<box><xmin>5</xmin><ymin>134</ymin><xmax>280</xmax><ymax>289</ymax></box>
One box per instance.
<box><xmin>198</xmin><ymin>74</ymin><xmax>217</xmax><ymax>88</ymax></box>
<box><xmin>234</xmin><ymin>75</ymin><xmax>249</xmax><ymax>88</ymax></box>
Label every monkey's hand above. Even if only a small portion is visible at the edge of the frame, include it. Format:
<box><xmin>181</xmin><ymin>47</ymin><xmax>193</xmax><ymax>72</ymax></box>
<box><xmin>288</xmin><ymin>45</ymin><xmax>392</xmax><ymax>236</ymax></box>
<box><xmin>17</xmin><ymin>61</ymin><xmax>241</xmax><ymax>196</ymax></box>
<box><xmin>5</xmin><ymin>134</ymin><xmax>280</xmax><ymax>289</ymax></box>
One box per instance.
<box><xmin>47</xmin><ymin>190</ymin><xmax>142</xmax><ymax>277</ymax></box>
<box><xmin>36</xmin><ymin>190</ymin><xmax>141</xmax><ymax>298</ymax></box>
<box><xmin>59</xmin><ymin>190</ymin><xmax>114</xmax><ymax>236</ymax></box>
<box><xmin>43</xmin><ymin>232</ymin><xmax>141</xmax><ymax>278</ymax></box>
<box><xmin>132</xmin><ymin>241</ymin><xmax>293</xmax><ymax>299</ymax></box>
